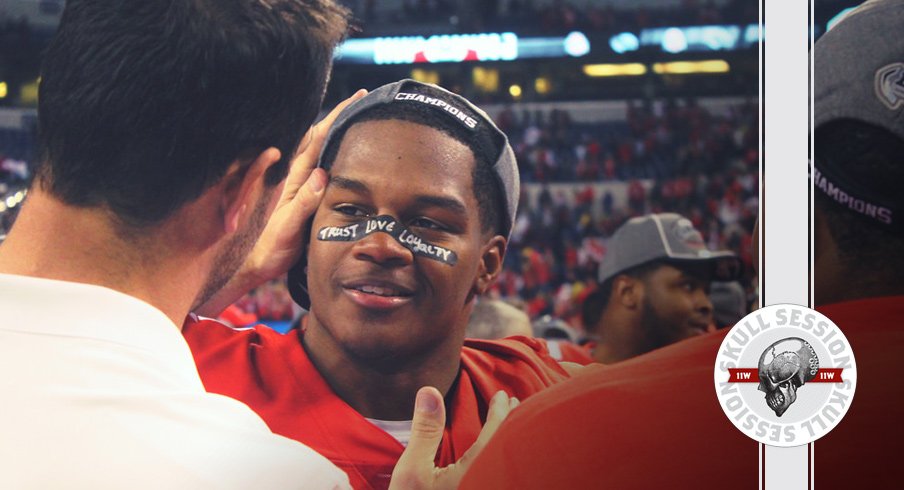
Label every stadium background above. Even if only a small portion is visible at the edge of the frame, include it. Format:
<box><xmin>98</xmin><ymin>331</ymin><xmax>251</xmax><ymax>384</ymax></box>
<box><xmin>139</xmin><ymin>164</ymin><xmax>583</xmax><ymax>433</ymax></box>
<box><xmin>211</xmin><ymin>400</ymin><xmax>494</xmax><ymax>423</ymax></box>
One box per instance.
<box><xmin>0</xmin><ymin>0</ymin><xmax>858</xmax><ymax>338</ymax></box>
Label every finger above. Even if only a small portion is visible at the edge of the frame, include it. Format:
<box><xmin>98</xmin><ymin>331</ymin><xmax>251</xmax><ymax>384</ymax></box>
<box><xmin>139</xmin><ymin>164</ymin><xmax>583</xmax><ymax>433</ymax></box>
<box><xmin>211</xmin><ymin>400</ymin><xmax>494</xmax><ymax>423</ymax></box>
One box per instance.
<box><xmin>281</xmin><ymin>89</ymin><xmax>368</xmax><ymax>201</ymax></box>
<box><xmin>454</xmin><ymin>391</ymin><xmax>516</xmax><ymax>469</ymax></box>
<box><xmin>282</xmin><ymin>167</ymin><xmax>328</xmax><ymax>229</ymax></box>
<box><xmin>475</xmin><ymin>391</ymin><xmax>516</xmax><ymax>449</ymax></box>
<box><xmin>389</xmin><ymin>386</ymin><xmax>446</xmax><ymax>490</ymax></box>
<box><xmin>318</xmin><ymin>88</ymin><xmax>368</xmax><ymax>136</ymax></box>
<box><xmin>299</xmin><ymin>88</ymin><xmax>367</xmax><ymax>170</ymax></box>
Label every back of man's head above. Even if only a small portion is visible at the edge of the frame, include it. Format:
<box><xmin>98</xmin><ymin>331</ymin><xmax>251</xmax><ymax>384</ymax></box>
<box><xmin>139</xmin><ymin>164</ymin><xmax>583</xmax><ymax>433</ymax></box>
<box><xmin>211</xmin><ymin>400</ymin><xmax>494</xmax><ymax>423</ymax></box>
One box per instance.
<box><xmin>36</xmin><ymin>0</ymin><xmax>348</xmax><ymax>229</ymax></box>
<box><xmin>813</xmin><ymin>0</ymin><xmax>904</xmax><ymax>295</ymax></box>
<box><xmin>467</xmin><ymin>298</ymin><xmax>533</xmax><ymax>340</ymax></box>
<box><xmin>814</xmin><ymin>122</ymin><xmax>904</xmax><ymax>279</ymax></box>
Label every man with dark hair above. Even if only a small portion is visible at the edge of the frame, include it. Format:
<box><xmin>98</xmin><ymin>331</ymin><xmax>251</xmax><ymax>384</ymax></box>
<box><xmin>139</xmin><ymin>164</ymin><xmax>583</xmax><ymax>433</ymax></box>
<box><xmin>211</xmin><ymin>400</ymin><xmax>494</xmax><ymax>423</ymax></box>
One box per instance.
<box><xmin>460</xmin><ymin>2</ymin><xmax>903</xmax><ymax>487</ymax></box>
<box><xmin>588</xmin><ymin>213</ymin><xmax>741</xmax><ymax>363</ymax></box>
<box><xmin>184</xmin><ymin>80</ymin><xmax>573</xmax><ymax>489</ymax></box>
<box><xmin>0</xmin><ymin>3</ymin><xmax>497</xmax><ymax>488</ymax></box>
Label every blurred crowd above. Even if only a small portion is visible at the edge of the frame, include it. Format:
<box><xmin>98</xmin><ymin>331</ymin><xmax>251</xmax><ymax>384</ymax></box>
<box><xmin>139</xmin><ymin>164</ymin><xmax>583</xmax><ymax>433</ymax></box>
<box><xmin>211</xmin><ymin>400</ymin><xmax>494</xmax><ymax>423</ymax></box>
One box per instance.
<box><xmin>498</xmin><ymin>98</ymin><xmax>758</xmax><ymax>183</ymax></box>
<box><xmin>0</xmin><ymin>153</ymin><xmax>28</xmax><ymax>238</ymax></box>
<box><xmin>482</xmin><ymin>100</ymin><xmax>758</xmax><ymax>336</ymax></box>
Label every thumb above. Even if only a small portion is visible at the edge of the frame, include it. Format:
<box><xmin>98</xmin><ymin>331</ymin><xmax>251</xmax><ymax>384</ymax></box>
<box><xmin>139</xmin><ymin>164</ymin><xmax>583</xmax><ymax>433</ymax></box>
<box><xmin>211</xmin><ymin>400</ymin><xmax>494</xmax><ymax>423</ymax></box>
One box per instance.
<box><xmin>389</xmin><ymin>386</ymin><xmax>446</xmax><ymax>490</ymax></box>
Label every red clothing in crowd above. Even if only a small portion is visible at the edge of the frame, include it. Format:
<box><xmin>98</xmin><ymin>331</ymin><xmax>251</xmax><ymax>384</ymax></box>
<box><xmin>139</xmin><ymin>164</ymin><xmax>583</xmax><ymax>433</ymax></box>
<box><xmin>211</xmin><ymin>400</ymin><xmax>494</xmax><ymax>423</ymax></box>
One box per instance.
<box><xmin>183</xmin><ymin>318</ymin><xmax>571</xmax><ymax>490</ymax></box>
<box><xmin>460</xmin><ymin>296</ymin><xmax>903</xmax><ymax>489</ymax></box>
<box><xmin>544</xmin><ymin>339</ymin><xmax>596</xmax><ymax>365</ymax></box>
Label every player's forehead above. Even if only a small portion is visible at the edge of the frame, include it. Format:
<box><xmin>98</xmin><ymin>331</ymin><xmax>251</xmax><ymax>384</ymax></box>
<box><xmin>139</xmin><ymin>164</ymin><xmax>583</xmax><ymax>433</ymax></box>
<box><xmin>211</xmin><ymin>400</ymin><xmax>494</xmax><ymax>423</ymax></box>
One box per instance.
<box><xmin>328</xmin><ymin>118</ymin><xmax>477</xmax><ymax>196</ymax></box>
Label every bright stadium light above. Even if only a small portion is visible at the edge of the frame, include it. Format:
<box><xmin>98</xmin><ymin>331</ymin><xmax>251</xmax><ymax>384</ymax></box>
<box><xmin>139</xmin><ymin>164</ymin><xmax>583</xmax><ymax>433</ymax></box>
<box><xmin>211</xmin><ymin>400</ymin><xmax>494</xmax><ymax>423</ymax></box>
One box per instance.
<box><xmin>652</xmin><ymin>60</ymin><xmax>730</xmax><ymax>74</ymax></box>
<box><xmin>535</xmin><ymin>77</ymin><xmax>551</xmax><ymax>95</ymax></box>
<box><xmin>609</xmin><ymin>32</ymin><xmax>640</xmax><ymax>54</ymax></box>
<box><xmin>662</xmin><ymin>27</ymin><xmax>688</xmax><ymax>53</ymax></box>
<box><xmin>583</xmin><ymin>63</ymin><xmax>647</xmax><ymax>77</ymax></box>
<box><xmin>564</xmin><ymin>32</ymin><xmax>590</xmax><ymax>57</ymax></box>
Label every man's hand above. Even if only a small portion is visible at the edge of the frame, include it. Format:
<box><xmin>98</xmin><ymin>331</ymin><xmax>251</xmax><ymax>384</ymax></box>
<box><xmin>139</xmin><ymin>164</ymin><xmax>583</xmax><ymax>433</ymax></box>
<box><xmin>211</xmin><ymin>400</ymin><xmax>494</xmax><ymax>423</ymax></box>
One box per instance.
<box><xmin>194</xmin><ymin>90</ymin><xmax>366</xmax><ymax>317</ymax></box>
<box><xmin>242</xmin><ymin>89</ymin><xmax>368</xmax><ymax>287</ymax></box>
<box><xmin>389</xmin><ymin>388</ymin><xmax>519</xmax><ymax>490</ymax></box>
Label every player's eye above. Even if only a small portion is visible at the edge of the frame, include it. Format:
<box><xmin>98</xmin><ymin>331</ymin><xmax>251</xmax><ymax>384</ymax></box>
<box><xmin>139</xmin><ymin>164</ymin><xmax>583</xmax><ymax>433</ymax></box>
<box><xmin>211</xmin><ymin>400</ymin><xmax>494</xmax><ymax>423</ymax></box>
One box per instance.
<box><xmin>410</xmin><ymin>217</ymin><xmax>447</xmax><ymax>231</ymax></box>
<box><xmin>334</xmin><ymin>204</ymin><xmax>369</xmax><ymax>217</ymax></box>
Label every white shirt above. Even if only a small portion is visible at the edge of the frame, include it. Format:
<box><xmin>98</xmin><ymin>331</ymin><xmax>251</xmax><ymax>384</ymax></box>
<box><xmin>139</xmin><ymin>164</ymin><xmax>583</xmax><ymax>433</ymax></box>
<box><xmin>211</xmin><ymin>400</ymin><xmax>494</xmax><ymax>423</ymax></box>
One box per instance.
<box><xmin>0</xmin><ymin>273</ymin><xmax>350</xmax><ymax>489</ymax></box>
<box><xmin>366</xmin><ymin>418</ymin><xmax>413</xmax><ymax>447</ymax></box>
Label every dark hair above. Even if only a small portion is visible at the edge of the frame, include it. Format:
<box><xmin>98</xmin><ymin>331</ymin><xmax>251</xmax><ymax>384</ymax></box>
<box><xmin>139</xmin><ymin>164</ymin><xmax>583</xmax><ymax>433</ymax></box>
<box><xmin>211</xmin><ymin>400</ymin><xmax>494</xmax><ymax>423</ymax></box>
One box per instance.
<box><xmin>35</xmin><ymin>0</ymin><xmax>349</xmax><ymax>228</ymax></box>
<box><xmin>319</xmin><ymin>91</ymin><xmax>506</xmax><ymax>237</ymax></box>
<box><xmin>814</xmin><ymin>119</ymin><xmax>904</xmax><ymax>276</ymax></box>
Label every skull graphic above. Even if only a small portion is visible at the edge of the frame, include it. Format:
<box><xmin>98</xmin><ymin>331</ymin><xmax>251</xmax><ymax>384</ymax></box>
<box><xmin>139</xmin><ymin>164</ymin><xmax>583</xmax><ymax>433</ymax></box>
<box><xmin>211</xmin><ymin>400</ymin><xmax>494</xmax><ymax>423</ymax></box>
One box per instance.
<box><xmin>757</xmin><ymin>338</ymin><xmax>819</xmax><ymax>417</ymax></box>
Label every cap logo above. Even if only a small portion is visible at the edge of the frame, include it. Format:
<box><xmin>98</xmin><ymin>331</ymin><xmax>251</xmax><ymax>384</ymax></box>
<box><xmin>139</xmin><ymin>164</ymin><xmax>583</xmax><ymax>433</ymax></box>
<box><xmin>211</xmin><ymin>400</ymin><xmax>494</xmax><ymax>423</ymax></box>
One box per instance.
<box><xmin>874</xmin><ymin>62</ymin><xmax>904</xmax><ymax>110</ymax></box>
<box><xmin>671</xmin><ymin>218</ymin><xmax>705</xmax><ymax>250</ymax></box>
<box><xmin>394</xmin><ymin>92</ymin><xmax>479</xmax><ymax>129</ymax></box>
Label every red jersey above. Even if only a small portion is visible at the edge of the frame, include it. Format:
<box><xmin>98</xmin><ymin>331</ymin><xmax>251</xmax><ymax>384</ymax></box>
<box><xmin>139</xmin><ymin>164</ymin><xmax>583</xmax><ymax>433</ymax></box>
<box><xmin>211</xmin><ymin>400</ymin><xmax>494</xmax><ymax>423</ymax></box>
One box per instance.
<box><xmin>461</xmin><ymin>328</ymin><xmax>757</xmax><ymax>489</ymax></box>
<box><xmin>183</xmin><ymin>318</ymin><xmax>571</xmax><ymax>490</ymax></box>
<box><xmin>461</xmin><ymin>296</ymin><xmax>904</xmax><ymax>489</ymax></box>
<box><xmin>811</xmin><ymin>296</ymin><xmax>904</xmax><ymax>487</ymax></box>
<box><xmin>544</xmin><ymin>339</ymin><xmax>596</xmax><ymax>365</ymax></box>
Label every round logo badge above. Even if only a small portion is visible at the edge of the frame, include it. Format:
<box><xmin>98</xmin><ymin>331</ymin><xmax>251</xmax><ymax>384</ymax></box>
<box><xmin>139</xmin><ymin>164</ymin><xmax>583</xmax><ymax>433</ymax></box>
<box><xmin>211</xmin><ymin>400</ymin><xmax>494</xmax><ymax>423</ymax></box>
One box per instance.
<box><xmin>713</xmin><ymin>304</ymin><xmax>857</xmax><ymax>447</ymax></box>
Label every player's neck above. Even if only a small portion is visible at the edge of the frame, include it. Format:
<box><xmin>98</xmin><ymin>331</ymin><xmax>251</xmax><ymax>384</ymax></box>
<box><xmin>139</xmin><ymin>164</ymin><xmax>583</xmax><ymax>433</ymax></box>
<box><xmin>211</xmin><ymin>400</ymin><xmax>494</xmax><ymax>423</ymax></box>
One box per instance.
<box><xmin>592</xmin><ymin>309</ymin><xmax>641</xmax><ymax>364</ymax></box>
<box><xmin>0</xmin><ymin>189</ymin><xmax>206</xmax><ymax>326</ymax></box>
<box><xmin>301</xmin><ymin>318</ymin><xmax>462</xmax><ymax>420</ymax></box>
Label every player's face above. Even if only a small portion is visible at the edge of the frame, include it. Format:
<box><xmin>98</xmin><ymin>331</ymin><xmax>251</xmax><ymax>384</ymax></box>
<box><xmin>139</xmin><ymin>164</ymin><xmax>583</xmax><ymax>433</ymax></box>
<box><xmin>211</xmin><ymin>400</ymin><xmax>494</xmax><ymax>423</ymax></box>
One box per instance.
<box><xmin>306</xmin><ymin>119</ymin><xmax>497</xmax><ymax>362</ymax></box>
<box><xmin>639</xmin><ymin>263</ymin><xmax>714</xmax><ymax>350</ymax></box>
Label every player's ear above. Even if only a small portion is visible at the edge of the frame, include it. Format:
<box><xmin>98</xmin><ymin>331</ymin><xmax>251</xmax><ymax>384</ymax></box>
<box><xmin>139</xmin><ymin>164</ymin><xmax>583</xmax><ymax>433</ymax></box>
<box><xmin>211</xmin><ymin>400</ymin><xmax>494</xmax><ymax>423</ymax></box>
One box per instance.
<box><xmin>613</xmin><ymin>275</ymin><xmax>642</xmax><ymax>310</ymax></box>
<box><xmin>473</xmin><ymin>235</ymin><xmax>507</xmax><ymax>295</ymax></box>
<box><xmin>221</xmin><ymin>147</ymin><xmax>282</xmax><ymax>234</ymax></box>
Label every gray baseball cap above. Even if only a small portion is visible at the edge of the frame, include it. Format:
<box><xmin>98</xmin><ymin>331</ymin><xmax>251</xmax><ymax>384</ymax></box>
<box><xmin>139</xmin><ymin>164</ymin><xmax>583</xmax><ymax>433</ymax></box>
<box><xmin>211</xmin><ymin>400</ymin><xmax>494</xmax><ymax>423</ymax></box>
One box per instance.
<box><xmin>815</xmin><ymin>0</ymin><xmax>904</xmax><ymax>139</ymax></box>
<box><xmin>813</xmin><ymin>0</ymin><xmax>904</xmax><ymax>230</ymax></box>
<box><xmin>288</xmin><ymin>79</ymin><xmax>519</xmax><ymax>309</ymax></box>
<box><xmin>597</xmin><ymin>213</ymin><xmax>742</xmax><ymax>284</ymax></box>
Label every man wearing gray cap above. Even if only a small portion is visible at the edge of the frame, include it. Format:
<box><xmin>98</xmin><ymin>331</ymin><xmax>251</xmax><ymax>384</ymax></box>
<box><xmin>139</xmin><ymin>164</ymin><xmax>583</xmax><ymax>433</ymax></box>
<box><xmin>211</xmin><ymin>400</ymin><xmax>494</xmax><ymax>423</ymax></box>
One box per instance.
<box><xmin>588</xmin><ymin>213</ymin><xmax>741</xmax><ymax>363</ymax></box>
<box><xmin>183</xmin><ymin>80</ymin><xmax>572</xmax><ymax>489</ymax></box>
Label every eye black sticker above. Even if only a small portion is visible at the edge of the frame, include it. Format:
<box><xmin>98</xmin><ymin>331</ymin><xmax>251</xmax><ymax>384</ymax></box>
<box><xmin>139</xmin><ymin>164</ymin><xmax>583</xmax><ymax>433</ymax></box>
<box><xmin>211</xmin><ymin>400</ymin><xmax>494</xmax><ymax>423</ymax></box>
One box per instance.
<box><xmin>317</xmin><ymin>215</ymin><xmax>458</xmax><ymax>266</ymax></box>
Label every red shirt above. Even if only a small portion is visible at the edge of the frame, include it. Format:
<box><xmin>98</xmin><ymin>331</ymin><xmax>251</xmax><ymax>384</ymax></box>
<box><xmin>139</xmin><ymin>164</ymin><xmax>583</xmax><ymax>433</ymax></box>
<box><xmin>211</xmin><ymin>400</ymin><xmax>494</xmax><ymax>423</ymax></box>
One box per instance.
<box><xmin>183</xmin><ymin>318</ymin><xmax>571</xmax><ymax>490</ymax></box>
<box><xmin>544</xmin><ymin>339</ymin><xmax>596</xmax><ymax>365</ymax></box>
<box><xmin>460</xmin><ymin>296</ymin><xmax>904</xmax><ymax>489</ymax></box>
<box><xmin>461</xmin><ymin>329</ymin><xmax>758</xmax><ymax>489</ymax></box>
<box><xmin>812</xmin><ymin>296</ymin><xmax>904</xmax><ymax>488</ymax></box>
